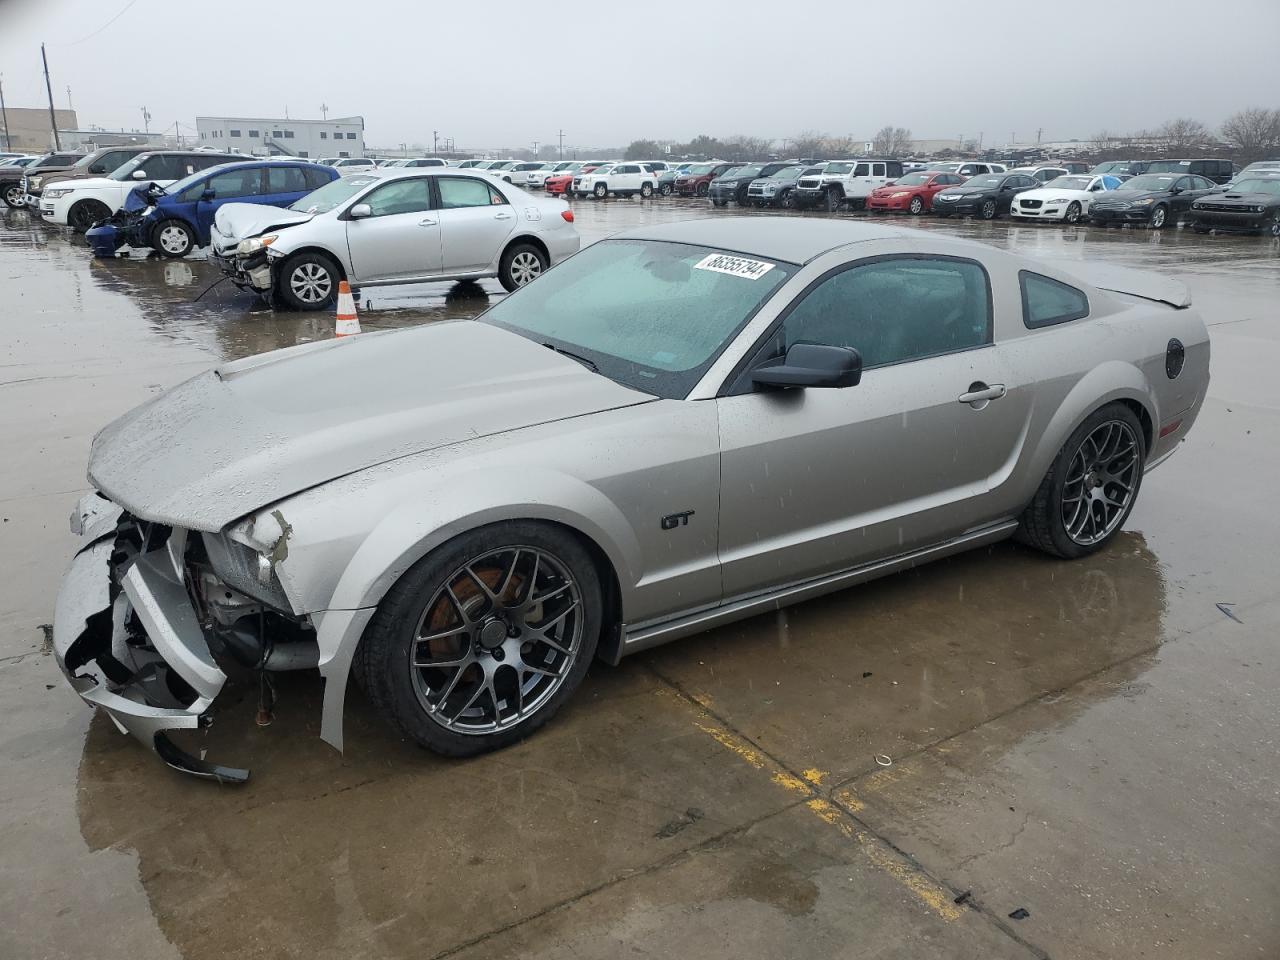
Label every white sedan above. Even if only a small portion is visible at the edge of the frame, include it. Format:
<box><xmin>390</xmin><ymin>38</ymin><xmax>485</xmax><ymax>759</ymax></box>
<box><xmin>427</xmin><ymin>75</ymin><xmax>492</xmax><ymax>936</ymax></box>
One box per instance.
<box><xmin>1011</xmin><ymin>174</ymin><xmax>1124</xmax><ymax>223</ymax></box>
<box><xmin>208</xmin><ymin>168</ymin><xmax>581</xmax><ymax>309</ymax></box>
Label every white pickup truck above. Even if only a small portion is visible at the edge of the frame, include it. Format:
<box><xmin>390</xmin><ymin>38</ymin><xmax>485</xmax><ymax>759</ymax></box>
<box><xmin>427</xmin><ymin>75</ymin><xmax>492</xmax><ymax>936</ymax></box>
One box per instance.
<box><xmin>793</xmin><ymin>159</ymin><xmax>905</xmax><ymax>211</ymax></box>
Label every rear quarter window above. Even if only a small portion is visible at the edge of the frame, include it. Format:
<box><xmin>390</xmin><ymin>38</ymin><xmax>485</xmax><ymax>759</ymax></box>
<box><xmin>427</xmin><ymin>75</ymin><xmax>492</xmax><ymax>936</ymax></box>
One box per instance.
<box><xmin>1020</xmin><ymin>271</ymin><xmax>1089</xmax><ymax>329</ymax></box>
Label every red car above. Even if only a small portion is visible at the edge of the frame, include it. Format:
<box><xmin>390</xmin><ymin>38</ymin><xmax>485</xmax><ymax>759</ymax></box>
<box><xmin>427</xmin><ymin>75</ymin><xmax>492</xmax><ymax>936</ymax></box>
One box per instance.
<box><xmin>545</xmin><ymin>173</ymin><xmax>573</xmax><ymax>196</ymax></box>
<box><xmin>675</xmin><ymin>162</ymin><xmax>737</xmax><ymax>197</ymax></box>
<box><xmin>866</xmin><ymin>171</ymin><xmax>967</xmax><ymax>214</ymax></box>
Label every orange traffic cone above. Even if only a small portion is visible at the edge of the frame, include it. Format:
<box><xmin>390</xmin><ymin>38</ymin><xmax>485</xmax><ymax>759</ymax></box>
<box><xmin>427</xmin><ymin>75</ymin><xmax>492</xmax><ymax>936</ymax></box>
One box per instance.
<box><xmin>335</xmin><ymin>281</ymin><xmax>361</xmax><ymax>337</ymax></box>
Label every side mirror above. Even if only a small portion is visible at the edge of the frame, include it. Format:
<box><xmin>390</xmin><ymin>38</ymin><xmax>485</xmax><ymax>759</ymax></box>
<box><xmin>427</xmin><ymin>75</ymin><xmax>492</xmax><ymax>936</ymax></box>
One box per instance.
<box><xmin>348</xmin><ymin>202</ymin><xmax>373</xmax><ymax>219</ymax></box>
<box><xmin>131</xmin><ymin>169</ymin><xmax>147</xmax><ymax>180</ymax></box>
<box><xmin>201</xmin><ymin>187</ymin><xmax>216</xmax><ymax>201</ymax></box>
<box><xmin>1168</xmin><ymin>186</ymin><xmax>1182</xmax><ymax>195</ymax></box>
<box><xmin>752</xmin><ymin>343</ymin><xmax>862</xmax><ymax>390</ymax></box>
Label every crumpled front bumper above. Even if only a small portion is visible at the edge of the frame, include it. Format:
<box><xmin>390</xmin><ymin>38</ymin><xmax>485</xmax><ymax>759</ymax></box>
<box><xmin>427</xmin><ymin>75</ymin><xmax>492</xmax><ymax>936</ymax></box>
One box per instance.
<box><xmin>53</xmin><ymin>498</ymin><xmax>249</xmax><ymax>783</ymax></box>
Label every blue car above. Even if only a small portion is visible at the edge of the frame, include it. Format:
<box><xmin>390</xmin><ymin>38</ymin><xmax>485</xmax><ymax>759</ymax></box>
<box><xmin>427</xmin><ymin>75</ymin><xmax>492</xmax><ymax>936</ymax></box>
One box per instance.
<box><xmin>86</xmin><ymin>160</ymin><xmax>338</xmax><ymax>259</ymax></box>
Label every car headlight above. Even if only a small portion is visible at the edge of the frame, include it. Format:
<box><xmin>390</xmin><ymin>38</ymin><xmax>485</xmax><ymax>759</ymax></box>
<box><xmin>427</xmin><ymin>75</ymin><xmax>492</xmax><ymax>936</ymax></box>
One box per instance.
<box><xmin>203</xmin><ymin>510</ymin><xmax>294</xmax><ymax>610</ymax></box>
<box><xmin>1048</xmin><ymin>198</ymin><xmax>1071</xmax><ymax>204</ymax></box>
<box><xmin>1133</xmin><ymin>198</ymin><xmax>1154</xmax><ymax>205</ymax></box>
<box><xmin>1254</xmin><ymin>204</ymin><xmax>1266</xmax><ymax>213</ymax></box>
<box><xmin>236</xmin><ymin>234</ymin><xmax>278</xmax><ymax>255</ymax></box>
<box><xmin>44</xmin><ymin>187</ymin><xmax>74</xmax><ymax>199</ymax></box>
<box><xmin>29</xmin><ymin>176</ymin><xmax>44</xmax><ymax>190</ymax></box>
<box><xmin>762</xmin><ymin>185</ymin><xmax>777</xmax><ymax>194</ymax></box>
<box><xmin>891</xmin><ymin>191</ymin><xmax>909</xmax><ymax>198</ymax></box>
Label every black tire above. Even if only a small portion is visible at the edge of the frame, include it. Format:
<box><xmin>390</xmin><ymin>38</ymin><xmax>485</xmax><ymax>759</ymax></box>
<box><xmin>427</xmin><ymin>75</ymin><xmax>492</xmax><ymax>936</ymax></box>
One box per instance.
<box><xmin>1192</xmin><ymin>224</ymin><xmax>1209</xmax><ymax>235</ymax></box>
<box><xmin>2</xmin><ymin>181</ymin><xmax>25</xmax><ymax>209</ymax></box>
<box><xmin>498</xmin><ymin>242</ymin><xmax>548</xmax><ymax>292</ymax></box>
<box><xmin>712</xmin><ymin>199</ymin><xmax>727</xmax><ymax>208</ymax></box>
<box><xmin>1016</xmin><ymin>402</ymin><xmax>1146</xmax><ymax>560</ymax></box>
<box><xmin>736</xmin><ymin>188</ymin><xmax>751</xmax><ymax>207</ymax></box>
<box><xmin>980</xmin><ymin>198</ymin><xmax>998</xmax><ymax>220</ymax></box>
<box><xmin>68</xmin><ymin>198</ymin><xmax>113</xmax><ymax>233</ymax></box>
<box><xmin>1149</xmin><ymin>204</ymin><xmax>1170</xmax><ymax>229</ymax></box>
<box><xmin>276</xmin><ymin>251</ymin><xmax>340</xmax><ymax>311</ymax></box>
<box><xmin>909</xmin><ymin>196</ymin><xmax>925</xmax><ymax>215</ymax></box>
<box><xmin>640</xmin><ymin>181</ymin><xmax>654</xmax><ymax>198</ymax></box>
<box><xmin>1064</xmin><ymin>201</ymin><xmax>1082</xmax><ymax>225</ymax></box>
<box><xmin>359</xmin><ymin>520</ymin><xmax>602</xmax><ymax>757</ymax></box>
<box><xmin>593</xmin><ymin>182</ymin><xmax>607</xmax><ymax>199</ymax></box>
<box><xmin>659</xmin><ymin>182</ymin><xmax>673</xmax><ymax>196</ymax></box>
<box><xmin>780</xmin><ymin>189</ymin><xmax>796</xmax><ymax>209</ymax></box>
<box><xmin>1269</xmin><ymin>211</ymin><xmax>1280</xmax><ymax>238</ymax></box>
<box><xmin>696</xmin><ymin>182</ymin><xmax>710</xmax><ymax>197</ymax></box>
<box><xmin>152</xmin><ymin>218</ymin><xmax>196</xmax><ymax>258</ymax></box>
<box><xmin>825</xmin><ymin>188</ymin><xmax>843</xmax><ymax>213</ymax></box>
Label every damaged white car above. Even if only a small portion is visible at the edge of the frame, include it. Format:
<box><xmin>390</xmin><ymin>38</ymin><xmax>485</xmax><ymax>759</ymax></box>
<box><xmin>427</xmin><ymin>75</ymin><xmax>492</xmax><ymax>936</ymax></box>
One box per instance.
<box><xmin>209</xmin><ymin>168</ymin><xmax>580</xmax><ymax>310</ymax></box>
<box><xmin>53</xmin><ymin>219</ymin><xmax>1209</xmax><ymax>781</ymax></box>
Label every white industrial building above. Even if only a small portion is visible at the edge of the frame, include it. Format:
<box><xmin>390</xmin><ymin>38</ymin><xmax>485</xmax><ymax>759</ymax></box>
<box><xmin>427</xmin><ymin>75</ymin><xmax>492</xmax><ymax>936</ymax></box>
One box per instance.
<box><xmin>194</xmin><ymin>115</ymin><xmax>366</xmax><ymax>159</ymax></box>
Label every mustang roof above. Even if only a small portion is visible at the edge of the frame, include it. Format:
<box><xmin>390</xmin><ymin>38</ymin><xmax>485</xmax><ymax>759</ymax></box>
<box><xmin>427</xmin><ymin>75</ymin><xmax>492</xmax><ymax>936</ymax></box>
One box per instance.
<box><xmin>612</xmin><ymin>217</ymin><xmax>910</xmax><ymax>265</ymax></box>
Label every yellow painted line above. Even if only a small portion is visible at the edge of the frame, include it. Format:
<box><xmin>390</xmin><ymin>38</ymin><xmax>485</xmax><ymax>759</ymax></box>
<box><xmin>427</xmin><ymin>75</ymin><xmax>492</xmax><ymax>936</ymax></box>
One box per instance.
<box><xmin>675</xmin><ymin>692</ymin><xmax>960</xmax><ymax>923</ymax></box>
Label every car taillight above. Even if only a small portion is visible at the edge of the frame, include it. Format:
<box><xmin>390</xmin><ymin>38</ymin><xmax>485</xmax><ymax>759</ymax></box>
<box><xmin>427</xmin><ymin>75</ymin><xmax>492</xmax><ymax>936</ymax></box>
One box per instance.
<box><xmin>561</xmin><ymin>209</ymin><xmax>574</xmax><ymax>223</ymax></box>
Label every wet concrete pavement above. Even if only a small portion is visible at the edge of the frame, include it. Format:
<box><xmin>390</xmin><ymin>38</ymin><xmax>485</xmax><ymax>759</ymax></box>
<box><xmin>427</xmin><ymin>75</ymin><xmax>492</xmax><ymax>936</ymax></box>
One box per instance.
<box><xmin>2</xmin><ymin>199</ymin><xmax>1278</xmax><ymax>959</ymax></box>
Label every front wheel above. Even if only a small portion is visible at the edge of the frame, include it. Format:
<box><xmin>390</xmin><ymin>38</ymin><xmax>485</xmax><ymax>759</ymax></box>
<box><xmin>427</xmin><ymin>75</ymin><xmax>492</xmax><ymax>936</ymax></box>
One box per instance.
<box><xmin>68</xmin><ymin>198</ymin><xmax>113</xmax><ymax>233</ymax></box>
<box><xmin>499</xmin><ymin>242</ymin><xmax>548</xmax><ymax>291</ymax></box>
<box><xmin>1016</xmin><ymin>402</ymin><xmax>1145</xmax><ymax>560</ymax></box>
<box><xmin>1149</xmin><ymin>204</ymin><xmax>1169</xmax><ymax>229</ymax></box>
<box><xmin>659</xmin><ymin>182</ymin><xmax>673</xmax><ymax>196</ymax></box>
<box><xmin>909</xmin><ymin>196</ymin><xmax>924</xmax><ymax>215</ymax></box>
<box><xmin>593</xmin><ymin>183</ymin><xmax>607</xmax><ymax>199</ymax></box>
<box><xmin>825</xmin><ymin>189</ymin><xmax>843</xmax><ymax>213</ymax></box>
<box><xmin>640</xmin><ymin>182</ymin><xmax>654</xmax><ymax>198</ymax></box>
<box><xmin>276</xmin><ymin>252</ymin><xmax>340</xmax><ymax>311</ymax></box>
<box><xmin>3</xmin><ymin>182</ymin><xmax>26</xmax><ymax>209</ymax></box>
<box><xmin>696</xmin><ymin>183</ymin><xmax>709</xmax><ymax>197</ymax></box>
<box><xmin>1269</xmin><ymin>211</ymin><xmax>1280</xmax><ymax>237</ymax></box>
<box><xmin>779</xmin><ymin>189</ymin><xmax>796</xmax><ymax>210</ymax></box>
<box><xmin>153</xmin><ymin>219</ymin><xmax>196</xmax><ymax>258</ymax></box>
<box><xmin>358</xmin><ymin>521</ymin><xmax>602</xmax><ymax>756</ymax></box>
<box><xmin>712</xmin><ymin>198</ymin><xmax>727</xmax><ymax>208</ymax></box>
<box><xmin>980</xmin><ymin>199</ymin><xmax>998</xmax><ymax>220</ymax></box>
<box><xmin>1064</xmin><ymin>201</ymin><xmax>1082</xmax><ymax>224</ymax></box>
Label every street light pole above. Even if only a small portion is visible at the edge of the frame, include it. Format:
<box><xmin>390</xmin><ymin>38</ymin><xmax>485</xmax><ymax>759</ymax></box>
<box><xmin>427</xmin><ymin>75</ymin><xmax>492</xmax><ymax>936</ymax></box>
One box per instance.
<box><xmin>558</xmin><ymin>129</ymin><xmax>565</xmax><ymax>160</ymax></box>
<box><xmin>0</xmin><ymin>76</ymin><xmax>10</xmax><ymax>153</ymax></box>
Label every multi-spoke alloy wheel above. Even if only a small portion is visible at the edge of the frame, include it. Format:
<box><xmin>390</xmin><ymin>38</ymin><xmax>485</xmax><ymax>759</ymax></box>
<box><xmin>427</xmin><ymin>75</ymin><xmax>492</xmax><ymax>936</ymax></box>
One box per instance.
<box><xmin>1061</xmin><ymin>420</ymin><xmax>1140</xmax><ymax>546</ymax></box>
<box><xmin>1017</xmin><ymin>402</ymin><xmax>1146</xmax><ymax>560</ymax></box>
<box><xmin>410</xmin><ymin>547</ymin><xmax>582</xmax><ymax>734</ymax></box>
<box><xmin>361</xmin><ymin>521</ymin><xmax>601</xmax><ymax>756</ymax></box>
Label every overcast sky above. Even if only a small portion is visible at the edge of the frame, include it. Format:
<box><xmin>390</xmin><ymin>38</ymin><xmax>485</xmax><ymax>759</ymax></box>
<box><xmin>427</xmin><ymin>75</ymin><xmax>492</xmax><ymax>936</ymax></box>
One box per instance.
<box><xmin>4</xmin><ymin>0</ymin><xmax>1278</xmax><ymax>152</ymax></box>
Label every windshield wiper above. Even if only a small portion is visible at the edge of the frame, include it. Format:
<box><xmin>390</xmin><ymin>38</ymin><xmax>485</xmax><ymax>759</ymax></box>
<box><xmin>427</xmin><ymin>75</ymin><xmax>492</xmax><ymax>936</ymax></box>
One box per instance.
<box><xmin>541</xmin><ymin>342</ymin><xmax>598</xmax><ymax>372</ymax></box>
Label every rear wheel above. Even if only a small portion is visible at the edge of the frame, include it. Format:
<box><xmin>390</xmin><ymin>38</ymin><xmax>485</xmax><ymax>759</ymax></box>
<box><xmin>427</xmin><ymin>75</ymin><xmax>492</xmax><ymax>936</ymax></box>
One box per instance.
<box><xmin>908</xmin><ymin>195</ymin><xmax>924</xmax><ymax>215</ymax></box>
<box><xmin>1149</xmin><ymin>204</ymin><xmax>1169</xmax><ymax>229</ymax></box>
<box><xmin>1064</xmin><ymin>201</ymin><xmax>1082</xmax><ymax>224</ymax></box>
<box><xmin>276</xmin><ymin>252</ymin><xmax>339</xmax><ymax>311</ymax></box>
<box><xmin>499</xmin><ymin>242</ymin><xmax>547</xmax><ymax>292</ymax></box>
<box><xmin>640</xmin><ymin>181</ymin><xmax>654</xmax><ymax>198</ymax></box>
<box><xmin>980</xmin><ymin>198</ymin><xmax>998</xmax><ymax>220</ymax></box>
<box><xmin>1016</xmin><ymin>402</ymin><xmax>1145</xmax><ymax>560</ymax></box>
<box><xmin>152</xmin><ymin>219</ymin><xmax>195</xmax><ymax>258</ymax></box>
<box><xmin>359</xmin><ymin>521</ymin><xmax>602</xmax><ymax>756</ymax></box>
<box><xmin>68</xmin><ymin>198</ymin><xmax>113</xmax><ymax>233</ymax></box>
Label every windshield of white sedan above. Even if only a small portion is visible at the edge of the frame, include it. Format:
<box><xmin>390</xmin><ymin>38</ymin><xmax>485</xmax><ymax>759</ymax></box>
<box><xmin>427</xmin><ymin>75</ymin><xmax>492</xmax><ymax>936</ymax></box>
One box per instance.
<box><xmin>289</xmin><ymin>175</ymin><xmax>375</xmax><ymax>213</ymax></box>
<box><xmin>481</xmin><ymin>240</ymin><xmax>795</xmax><ymax>398</ymax></box>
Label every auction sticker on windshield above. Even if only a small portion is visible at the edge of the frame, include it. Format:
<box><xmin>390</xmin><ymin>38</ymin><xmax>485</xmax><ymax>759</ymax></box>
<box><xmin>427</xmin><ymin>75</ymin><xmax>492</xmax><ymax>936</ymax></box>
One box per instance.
<box><xmin>693</xmin><ymin>253</ymin><xmax>775</xmax><ymax>280</ymax></box>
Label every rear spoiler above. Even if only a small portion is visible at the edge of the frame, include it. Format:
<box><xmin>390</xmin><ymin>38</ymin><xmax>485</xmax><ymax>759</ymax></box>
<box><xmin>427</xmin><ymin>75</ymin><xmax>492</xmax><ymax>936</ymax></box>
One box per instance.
<box><xmin>1051</xmin><ymin>260</ymin><xmax>1191</xmax><ymax>309</ymax></box>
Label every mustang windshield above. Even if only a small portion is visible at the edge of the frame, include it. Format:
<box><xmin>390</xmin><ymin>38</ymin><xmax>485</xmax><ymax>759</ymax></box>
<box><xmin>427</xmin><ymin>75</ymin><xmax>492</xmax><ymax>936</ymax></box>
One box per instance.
<box><xmin>481</xmin><ymin>239</ymin><xmax>796</xmax><ymax>399</ymax></box>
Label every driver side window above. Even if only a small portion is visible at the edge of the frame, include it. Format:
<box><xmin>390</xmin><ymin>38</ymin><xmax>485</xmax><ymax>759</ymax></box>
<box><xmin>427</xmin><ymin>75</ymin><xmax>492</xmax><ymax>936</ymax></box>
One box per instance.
<box><xmin>362</xmin><ymin>178</ymin><xmax>433</xmax><ymax>216</ymax></box>
<box><xmin>781</xmin><ymin>258</ymin><xmax>992</xmax><ymax>369</ymax></box>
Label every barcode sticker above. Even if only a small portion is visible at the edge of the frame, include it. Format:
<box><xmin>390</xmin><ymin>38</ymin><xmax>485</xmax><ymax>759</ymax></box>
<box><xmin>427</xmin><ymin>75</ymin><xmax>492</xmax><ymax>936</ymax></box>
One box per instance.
<box><xmin>693</xmin><ymin>253</ymin><xmax>775</xmax><ymax>280</ymax></box>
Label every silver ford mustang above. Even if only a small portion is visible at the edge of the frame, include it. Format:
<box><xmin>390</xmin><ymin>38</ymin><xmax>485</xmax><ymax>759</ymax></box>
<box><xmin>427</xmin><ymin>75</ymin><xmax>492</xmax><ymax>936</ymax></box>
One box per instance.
<box><xmin>53</xmin><ymin>219</ymin><xmax>1209</xmax><ymax>781</ymax></box>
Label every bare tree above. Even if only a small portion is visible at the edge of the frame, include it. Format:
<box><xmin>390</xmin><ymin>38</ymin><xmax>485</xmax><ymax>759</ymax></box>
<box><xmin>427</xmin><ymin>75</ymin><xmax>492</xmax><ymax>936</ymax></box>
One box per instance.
<box><xmin>822</xmin><ymin>135</ymin><xmax>857</xmax><ymax>157</ymax></box>
<box><xmin>872</xmin><ymin>125</ymin><xmax>913</xmax><ymax>157</ymax></box>
<box><xmin>1221</xmin><ymin>107</ymin><xmax>1280</xmax><ymax>163</ymax></box>
<box><xmin>790</xmin><ymin>130</ymin><xmax>828</xmax><ymax>158</ymax></box>
<box><xmin>721</xmin><ymin>135</ymin><xmax>774</xmax><ymax>160</ymax></box>
<box><xmin>1157</xmin><ymin>117</ymin><xmax>1213</xmax><ymax>155</ymax></box>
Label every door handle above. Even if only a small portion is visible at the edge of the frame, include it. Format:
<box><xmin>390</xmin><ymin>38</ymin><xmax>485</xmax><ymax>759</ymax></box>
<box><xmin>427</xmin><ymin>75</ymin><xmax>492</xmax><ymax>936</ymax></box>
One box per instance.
<box><xmin>958</xmin><ymin>382</ymin><xmax>1006</xmax><ymax>405</ymax></box>
<box><xmin>418</xmin><ymin>218</ymin><xmax>437</xmax><ymax>226</ymax></box>
<box><xmin>493</xmin><ymin>212</ymin><xmax>513</xmax><ymax>220</ymax></box>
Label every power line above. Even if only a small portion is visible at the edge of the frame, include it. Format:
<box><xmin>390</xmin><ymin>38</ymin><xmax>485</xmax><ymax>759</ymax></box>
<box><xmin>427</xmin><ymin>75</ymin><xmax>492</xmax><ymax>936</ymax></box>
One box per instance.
<box><xmin>53</xmin><ymin>0</ymin><xmax>141</xmax><ymax>46</ymax></box>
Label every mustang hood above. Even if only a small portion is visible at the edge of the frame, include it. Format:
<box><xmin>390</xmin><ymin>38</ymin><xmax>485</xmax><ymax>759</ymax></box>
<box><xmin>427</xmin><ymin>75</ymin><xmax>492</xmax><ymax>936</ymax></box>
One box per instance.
<box><xmin>214</xmin><ymin>202</ymin><xmax>315</xmax><ymax>242</ymax></box>
<box><xmin>88</xmin><ymin>321</ymin><xmax>654</xmax><ymax>531</ymax></box>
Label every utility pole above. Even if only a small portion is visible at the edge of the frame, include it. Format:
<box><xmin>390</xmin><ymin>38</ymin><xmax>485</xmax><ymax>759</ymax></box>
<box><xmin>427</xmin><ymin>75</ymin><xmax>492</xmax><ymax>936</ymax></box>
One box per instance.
<box><xmin>140</xmin><ymin>106</ymin><xmax>151</xmax><ymax>135</ymax></box>
<box><xmin>41</xmin><ymin>43</ymin><xmax>61</xmax><ymax>150</ymax></box>
<box><xmin>433</xmin><ymin>130</ymin><xmax>438</xmax><ymax>153</ymax></box>
<box><xmin>320</xmin><ymin>103</ymin><xmax>328</xmax><ymax>120</ymax></box>
<box><xmin>1037</xmin><ymin>127</ymin><xmax>1043</xmax><ymax>145</ymax></box>
<box><xmin>66</xmin><ymin>85</ymin><xmax>73</xmax><ymax>110</ymax></box>
<box><xmin>0</xmin><ymin>76</ymin><xmax>10</xmax><ymax>153</ymax></box>
<box><xmin>558</xmin><ymin>129</ymin><xmax>565</xmax><ymax>160</ymax></box>
<box><xmin>532</xmin><ymin>139</ymin><xmax>539</xmax><ymax>157</ymax></box>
